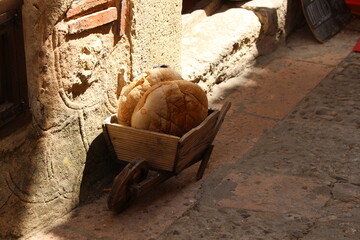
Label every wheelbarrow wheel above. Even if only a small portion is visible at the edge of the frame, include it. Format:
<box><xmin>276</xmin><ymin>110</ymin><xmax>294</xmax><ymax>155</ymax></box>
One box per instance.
<box><xmin>107</xmin><ymin>158</ymin><xmax>148</xmax><ymax>213</ymax></box>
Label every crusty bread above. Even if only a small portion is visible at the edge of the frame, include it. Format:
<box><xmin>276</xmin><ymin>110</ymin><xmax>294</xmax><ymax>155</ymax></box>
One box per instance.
<box><xmin>131</xmin><ymin>80</ymin><xmax>208</xmax><ymax>136</ymax></box>
<box><xmin>143</xmin><ymin>66</ymin><xmax>183</xmax><ymax>85</ymax></box>
<box><xmin>117</xmin><ymin>67</ymin><xmax>182</xmax><ymax>125</ymax></box>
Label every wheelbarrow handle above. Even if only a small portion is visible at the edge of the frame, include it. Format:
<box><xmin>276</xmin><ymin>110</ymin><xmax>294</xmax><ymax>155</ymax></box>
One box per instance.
<box><xmin>211</xmin><ymin>101</ymin><xmax>231</xmax><ymax>143</ymax></box>
<box><xmin>197</xmin><ymin>102</ymin><xmax>231</xmax><ymax>180</ymax></box>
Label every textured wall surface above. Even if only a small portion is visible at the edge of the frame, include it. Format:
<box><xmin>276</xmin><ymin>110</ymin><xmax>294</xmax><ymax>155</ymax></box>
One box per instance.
<box><xmin>181</xmin><ymin>0</ymin><xmax>303</xmax><ymax>94</ymax></box>
<box><xmin>0</xmin><ymin>0</ymin><xmax>181</xmax><ymax>238</ymax></box>
<box><xmin>131</xmin><ymin>0</ymin><xmax>182</xmax><ymax>75</ymax></box>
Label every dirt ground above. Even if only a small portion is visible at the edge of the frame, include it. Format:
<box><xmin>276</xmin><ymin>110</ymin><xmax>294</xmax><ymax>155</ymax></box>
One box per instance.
<box><xmin>28</xmin><ymin>19</ymin><xmax>360</xmax><ymax>240</ymax></box>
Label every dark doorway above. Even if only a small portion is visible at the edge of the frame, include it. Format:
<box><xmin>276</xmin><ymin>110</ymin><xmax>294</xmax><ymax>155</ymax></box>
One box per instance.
<box><xmin>0</xmin><ymin>1</ymin><xmax>30</xmax><ymax>137</ymax></box>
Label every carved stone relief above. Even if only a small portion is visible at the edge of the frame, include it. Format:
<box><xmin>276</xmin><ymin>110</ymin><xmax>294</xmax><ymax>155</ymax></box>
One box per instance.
<box><xmin>0</xmin><ymin>0</ymin><xmax>182</xmax><ymax>238</ymax></box>
<box><xmin>0</xmin><ymin>0</ymin><xmax>131</xmax><ymax>238</ymax></box>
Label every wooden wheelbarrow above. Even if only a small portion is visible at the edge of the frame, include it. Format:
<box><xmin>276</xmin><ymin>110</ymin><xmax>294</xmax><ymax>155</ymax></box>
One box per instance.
<box><xmin>102</xmin><ymin>102</ymin><xmax>231</xmax><ymax>213</ymax></box>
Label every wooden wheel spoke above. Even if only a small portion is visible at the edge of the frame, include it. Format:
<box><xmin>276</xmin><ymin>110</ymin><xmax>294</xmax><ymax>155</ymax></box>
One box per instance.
<box><xmin>107</xmin><ymin>159</ymin><xmax>148</xmax><ymax>213</ymax></box>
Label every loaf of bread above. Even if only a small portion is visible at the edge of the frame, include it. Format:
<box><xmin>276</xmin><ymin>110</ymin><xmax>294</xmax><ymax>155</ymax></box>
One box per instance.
<box><xmin>117</xmin><ymin>66</ymin><xmax>182</xmax><ymax>125</ymax></box>
<box><xmin>131</xmin><ymin>80</ymin><xmax>208</xmax><ymax>136</ymax></box>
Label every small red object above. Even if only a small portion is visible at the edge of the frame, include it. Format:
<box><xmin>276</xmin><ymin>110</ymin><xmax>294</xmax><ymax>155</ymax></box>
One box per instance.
<box><xmin>346</xmin><ymin>0</ymin><xmax>360</xmax><ymax>17</ymax></box>
<box><xmin>354</xmin><ymin>38</ymin><xmax>360</xmax><ymax>52</ymax></box>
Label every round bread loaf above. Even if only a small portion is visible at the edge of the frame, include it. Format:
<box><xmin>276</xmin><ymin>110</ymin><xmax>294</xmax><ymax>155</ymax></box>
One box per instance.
<box><xmin>131</xmin><ymin>80</ymin><xmax>208</xmax><ymax>136</ymax></box>
<box><xmin>117</xmin><ymin>67</ymin><xmax>182</xmax><ymax>125</ymax></box>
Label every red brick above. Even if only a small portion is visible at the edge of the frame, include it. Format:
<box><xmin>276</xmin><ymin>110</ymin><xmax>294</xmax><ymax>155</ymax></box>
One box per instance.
<box><xmin>68</xmin><ymin>7</ymin><xmax>118</xmax><ymax>34</ymax></box>
<box><xmin>66</xmin><ymin>0</ymin><xmax>115</xmax><ymax>19</ymax></box>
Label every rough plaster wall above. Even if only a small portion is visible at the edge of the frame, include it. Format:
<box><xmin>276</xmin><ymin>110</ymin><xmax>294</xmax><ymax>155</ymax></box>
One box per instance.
<box><xmin>0</xmin><ymin>0</ymin><xmax>131</xmax><ymax>238</ymax></box>
<box><xmin>130</xmin><ymin>0</ymin><xmax>182</xmax><ymax>76</ymax></box>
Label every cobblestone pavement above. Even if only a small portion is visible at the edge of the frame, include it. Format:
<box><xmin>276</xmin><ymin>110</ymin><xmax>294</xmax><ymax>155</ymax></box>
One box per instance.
<box><xmin>157</xmin><ymin>51</ymin><xmax>360</xmax><ymax>240</ymax></box>
<box><xmin>28</xmin><ymin>20</ymin><xmax>360</xmax><ymax>240</ymax></box>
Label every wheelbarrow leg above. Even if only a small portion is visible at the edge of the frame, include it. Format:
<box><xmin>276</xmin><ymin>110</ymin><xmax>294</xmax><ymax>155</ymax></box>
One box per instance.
<box><xmin>196</xmin><ymin>144</ymin><xmax>214</xmax><ymax>180</ymax></box>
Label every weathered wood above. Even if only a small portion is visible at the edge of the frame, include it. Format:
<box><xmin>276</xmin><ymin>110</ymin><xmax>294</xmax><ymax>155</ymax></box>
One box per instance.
<box><xmin>0</xmin><ymin>0</ymin><xmax>22</xmax><ymax>15</ymax></box>
<box><xmin>105</xmin><ymin>114</ymin><xmax>180</xmax><ymax>172</ymax></box>
<box><xmin>132</xmin><ymin>172</ymin><xmax>172</xmax><ymax>197</ymax></box>
<box><xmin>175</xmin><ymin>110</ymin><xmax>220</xmax><ymax>173</ymax></box>
<box><xmin>301</xmin><ymin>0</ymin><xmax>352</xmax><ymax>43</ymax></box>
<box><xmin>107</xmin><ymin>159</ymin><xmax>148</xmax><ymax>213</ymax></box>
<box><xmin>196</xmin><ymin>144</ymin><xmax>214</xmax><ymax>180</ymax></box>
<box><xmin>105</xmin><ymin>103</ymin><xmax>231</xmax><ymax>213</ymax></box>
<box><xmin>104</xmin><ymin>102</ymin><xmax>230</xmax><ymax>174</ymax></box>
<box><xmin>184</xmin><ymin>0</ymin><xmax>222</xmax><ymax>14</ymax></box>
<box><xmin>211</xmin><ymin>102</ymin><xmax>231</xmax><ymax>142</ymax></box>
<box><xmin>102</xmin><ymin>123</ymin><xmax>119</xmax><ymax>163</ymax></box>
<box><xmin>175</xmin><ymin>102</ymin><xmax>231</xmax><ymax>173</ymax></box>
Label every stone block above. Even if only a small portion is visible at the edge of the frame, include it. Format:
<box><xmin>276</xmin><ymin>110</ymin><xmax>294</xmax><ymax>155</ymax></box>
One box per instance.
<box><xmin>217</xmin><ymin>173</ymin><xmax>331</xmax><ymax>218</ymax></box>
<box><xmin>182</xmin><ymin>8</ymin><xmax>261</xmax><ymax>90</ymax></box>
<box><xmin>242</xmin><ymin>0</ymin><xmax>302</xmax><ymax>40</ymax></box>
<box><xmin>333</xmin><ymin>183</ymin><xmax>360</xmax><ymax>203</ymax></box>
<box><xmin>130</xmin><ymin>0</ymin><xmax>182</xmax><ymax>75</ymax></box>
<box><xmin>182</xmin><ymin>0</ymin><xmax>303</xmax><ymax>93</ymax></box>
<box><xmin>67</xmin><ymin>7</ymin><xmax>118</xmax><ymax>34</ymax></box>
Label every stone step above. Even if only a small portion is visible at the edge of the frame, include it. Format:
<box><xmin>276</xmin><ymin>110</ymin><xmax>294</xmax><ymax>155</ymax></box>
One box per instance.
<box><xmin>181</xmin><ymin>0</ymin><xmax>302</xmax><ymax>93</ymax></box>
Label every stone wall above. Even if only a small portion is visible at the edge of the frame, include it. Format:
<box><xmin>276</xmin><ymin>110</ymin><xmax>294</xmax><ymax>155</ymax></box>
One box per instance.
<box><xmin>181</xmin><ymin>0</ymin><xmax>303</xmax><ymax>95</ymax></box>
<box><xmin>131</xmin><ymin>0</ymin><xmax>182</xmax><ymax>75</ymax></box>
<box><xmin>0</xmin><ymin>0</ymin><xmax>181</xmax><ymax>238</ymax></box>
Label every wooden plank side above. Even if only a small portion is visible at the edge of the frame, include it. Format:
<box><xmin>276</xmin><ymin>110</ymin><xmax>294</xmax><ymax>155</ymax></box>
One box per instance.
<box><xmin>106</xmin><ymin>123</ymin><xmax>179</xmax><ymax>172</ymax></box>
<box><xmin>175</xmin><ymin>111</ymin><xmax>220</xmax><ymax>173</ymax></box>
